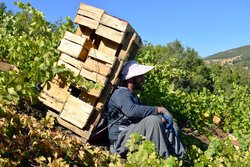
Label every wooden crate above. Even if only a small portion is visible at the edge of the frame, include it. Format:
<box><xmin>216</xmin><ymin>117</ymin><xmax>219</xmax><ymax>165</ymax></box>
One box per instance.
<box><xmin>38</xmin><ymin>81</ymin><xmax>70</xmax><ymax>113</ymax></box>
<box><xmin>59</xmin><ymin>53</ymin><xmax>112</xmax><ymax>77</ymax></box>
<box><xmin>80</xmin><ymin>68</ymin><xmax>108</xmax><ymax>84</ymax></box>
<box><xmin>74</xmin><ymin>3</ymin><xmax>105</xmax><ymax>41</ymax></box>
<box><xmin>75</xmin><ymin>25</ymin><xmax>93</xmax><ymax>40</ymax></box>
<box><xmin>74</xmin><ymin>3</ymin><xmax>105</xmax><ymax>30</ymax></box>
<box><xmin>57</xmin><ymin>60</ymin><xmax>80</xmax><ymax>76</ymax></box>
<box><xmin>60</xmin><ymin>95</ymin><xmax>95</xmax><ymax>129</ymax></box>
<box><xmin>57</xmin><ymin>31</ymin><xmax>92</xmax><ymax>61</ymax></box>
<box><xmin>88</xmin><ymin>48</ymin><xmax>116</xmax><ymax>66</ymax></box>
<box><xmin>39</xmin><ymin>2</ymin><xmax>142</xmax><ymax>142</ymax></box>
<box><xmin>96</xmin><ymin>24</ymin><xmax>126</xmax><ymax>44</ymax></box>
<box><xmin>98</xmin><ymin>38</ymin><xmax>120</xmax><ymax>60</ymax></box>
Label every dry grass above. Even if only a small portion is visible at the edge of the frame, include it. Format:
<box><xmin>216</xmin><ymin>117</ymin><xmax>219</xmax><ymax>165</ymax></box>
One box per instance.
<box><xmin>205</xmin><ymin>55</ymin><xmax>242</xmax><ymax>65</ymax></box>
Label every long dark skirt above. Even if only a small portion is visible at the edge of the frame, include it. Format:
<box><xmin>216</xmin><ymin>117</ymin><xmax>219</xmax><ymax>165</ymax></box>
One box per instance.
<box><xmin>110</xmin><ymin>115</ymin><xmax>185</xmax><ymax>159</ymax></box>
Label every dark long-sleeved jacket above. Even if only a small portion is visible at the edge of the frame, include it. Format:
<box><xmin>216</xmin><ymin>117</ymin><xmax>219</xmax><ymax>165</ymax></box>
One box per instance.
<box><xmin>107</xmin><ymin>87</ymin><xmax>158</xmax><ymax>142</ymax></box>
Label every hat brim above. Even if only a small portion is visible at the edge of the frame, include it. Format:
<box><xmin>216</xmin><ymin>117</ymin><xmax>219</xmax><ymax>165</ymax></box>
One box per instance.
<box><xmin>123</xmin><ymin>64</ymin><xmax>154</xmax><ymax>80</ymax></box>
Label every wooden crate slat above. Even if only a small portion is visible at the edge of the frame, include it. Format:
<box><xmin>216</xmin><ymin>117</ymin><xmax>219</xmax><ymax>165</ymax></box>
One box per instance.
<box><xmin>75</xmin><ymin>25</ymin><xmax>93</xmax><ymax>39</ymax></box>
<box><xmin>38</xmin><ymin>81</ymin><xmax>70</xmax><ymax>112</ymax></box>
<box><xmin>95</xmin><ymin>82</ymin><xmax>113</xmax><ymax>111</ymax></box>
<box><xmin>74</xmin><ymin>14</ymin><xmax>99</xmax><ymax>30</ymax></box>
<box><xmin>118</xmin><ymin>32</ymin><xmax>137</xmax><ymax>60</ymax></box>
<box><xmin>57</xmin><ymin>60</ymin><xmax>80</xmax><ymax>76</ymax></box>
<box><xmin>98</xmin><ymin>38</ymin><xmax>120</xmax><ymax>58</ymax></box>
<box><xmin>51</xmin><ymin>74</ymin><xmax>68</xmax><ymax>87</ymax></box>
<box><xmin>108</xmin><ymin>33</ymin><xmax>137</xmax><ymax>84</ymax></box>
<box><xmin>127</xmin><ymin>24</ymin><xmax>142</xmax><ymax>47</ymax></box>
<box><xmin>77</xmin><ymin>9</ymin><xmax>103</xmax><ymax>21</ymax></box>
<box><xmin>84</xmin><ymin>57</ymin><xmax>112</xmax><ymax>76</ymax></box>
<box><xmin>40</xmin><ymin>81</ymin><xmax>69</xmax><ymax>100</ymax></box>
<box><xmin>47</xmin><ymin>110</ymin><xmax>90</xmax><ymax>142</ymax></box>
<box><xmin>88</xmin><ymin>48</ymin><xmax>115</xmax><ymax>65</ymax></box>
<box><xmin>57</xmin><ymin>38</ymin><xmax>88</xmax><ymax>61</ymax></box>
<box><xmin>84</xmin><ymin>87</ymin><xmax>102</xmax><ymax>98</ymax></box>
<box><xmin>63</xmin><ymin>95</ymin><xmax>94</xmax><ymax>115</ymax></box>
<box><xmin>60</xmin><ymin>95</ymin><xmax>94</xmax><ymax>129</ymax></box>
<box><xmin>131</xmin><ymin>31</ymin><xmax>142</xmax><ymax>48</ymax></box>
<box><xmin>80</xmin><ymin>68</ymin><xmax>108</xmax><ymax>84</ymax></box>
<box><xmin>59</xmin><ymin>53</ymin><xmax>111</xmax><ymax>77</ymax></box>
<box><xmin>79</xmin><ymin>91</ymin><xmax>98</xmax><ymax>105</ymax></box>
<box><xmin>78</xmin><ymin>3</ymin><xmax>105</xmax><ymax>15</ymax></box>
<box><xmin>135</xmin><ymin>35</ymin><xmax>142</xmax><ymax>48</ymax></box>
<box><xmin>79</xmin><ymin>85</ymin><xmax>103</xmax><ymax>98</ymax></box>
<box><xmin>58</xmin><ymin>38</ymin><xmax>82</xmax><ymax>57</ymax></box>
<box><xmin>100</xmin><ymin>13</ymin><xmax>128</xmax><ymax>32</ymax></box>
<box><xmin>59</xmin><ymin>53</ymin><xmax>85</xmax><ymax>70</ymax></box>
<box><xmin>110</xmin><ymin>59</ymin><xmax>125</xmax><ymax>85</ymax></box>
<box><xmin>126</xmin><ymin>24</ymin><xmax>141</xmax><ymax>47</ymax></box>
<box><xmin>38</xmin><ymin>95</ymin><xmax>63</xmax><ymax>113</ymax></box>
<box><xmin>128</xmin><ymin>43</ymin><xmax>140</xmax><ymax>60</ymax></box>
<box><xmin>63</xmin><ymin>31</ymin><xmax>92</xmax><ymax>49</ymax></box>
<box><xmin>95</xmin><ymin>24</ymin><xmax>125</xmax><ymax>44</ymax></box>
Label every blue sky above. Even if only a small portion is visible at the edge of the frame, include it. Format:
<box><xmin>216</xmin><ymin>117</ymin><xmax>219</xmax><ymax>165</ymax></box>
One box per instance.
<box><xmin>2</xmin><ymin>0</ymin><xmax>250</xmax><ymax>58</ymax></box>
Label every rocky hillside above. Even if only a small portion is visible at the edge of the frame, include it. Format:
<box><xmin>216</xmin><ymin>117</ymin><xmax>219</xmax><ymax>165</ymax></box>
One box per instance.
<box><xmin>204</xmin><ymin>45</ymin><xmax>250</xmax><ymax>70</ymax></box>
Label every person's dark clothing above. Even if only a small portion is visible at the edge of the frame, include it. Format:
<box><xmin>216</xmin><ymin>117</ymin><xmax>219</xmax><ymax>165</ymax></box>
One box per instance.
<box><xmin>107</xmin><ymin>87</ymin><xmax>185</xmax><ymax>159</ymax></box>
<box><xmin>108</xmin><ymin>87</ymin><xmax>158</xmax><ymax>142</ymax></box>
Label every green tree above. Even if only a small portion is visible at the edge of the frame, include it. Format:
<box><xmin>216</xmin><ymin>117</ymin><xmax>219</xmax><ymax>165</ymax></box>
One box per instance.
<box><xmin>138</xmin><ymin>40</ymin><xmax>214</xmax><ymax>93</ymax></box>
<box><xmin>0</xmin><ymin>2</ymin><xmax>75</xmax><ymax>104</ymax></box>
<box><xmin>209</xmin><ymin>64</ymin><xmax>249</xmax><ymax>95</ymax></box>
<box><xmin>0</xmin><ymin>3</ymin><xmax>13</xmax><ymax>24</ymax></box>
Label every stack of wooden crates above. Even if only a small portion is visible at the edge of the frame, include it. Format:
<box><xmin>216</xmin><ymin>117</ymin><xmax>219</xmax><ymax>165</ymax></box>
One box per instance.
<box><xmin>38</xmin><ymin>2</ymin><xmax>142</xmax><ymax>142</ymax></box>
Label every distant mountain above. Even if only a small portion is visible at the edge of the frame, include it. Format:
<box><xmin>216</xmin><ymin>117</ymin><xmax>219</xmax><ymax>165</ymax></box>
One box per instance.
<box><xmin>204</xmin><ymin>45</ymin><xmax>250</xmax><ymax>71</ymax></box>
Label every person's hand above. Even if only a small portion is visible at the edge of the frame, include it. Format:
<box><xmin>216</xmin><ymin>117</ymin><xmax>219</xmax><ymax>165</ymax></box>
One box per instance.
<box><xmin>161</xmin><ymin>107</ymin><xmax>173</xmax><ymax>129</ymax></box>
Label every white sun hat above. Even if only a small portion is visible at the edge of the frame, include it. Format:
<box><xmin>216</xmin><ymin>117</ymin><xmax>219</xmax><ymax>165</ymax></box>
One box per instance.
<box><xmin>121</xmin><ymin>60</ymin><xmax>154</xmax><ymax>81</ymax></box>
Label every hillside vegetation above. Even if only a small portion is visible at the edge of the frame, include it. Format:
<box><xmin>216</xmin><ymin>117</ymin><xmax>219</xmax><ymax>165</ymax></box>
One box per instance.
<box><xmin>0</xmin><ymin>2</ymin><xmax>249</xmax><ymax>166</ymax></box>
<box><xmin>204</xmin><ymin>45</ymin><xmax>250</xmax><ymax>70</ymax></box>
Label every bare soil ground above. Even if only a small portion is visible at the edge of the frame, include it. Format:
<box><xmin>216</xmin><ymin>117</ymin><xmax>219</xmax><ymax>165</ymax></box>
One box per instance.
<box><xmin>181</xmin><ymin>126</ymin><xmax>227</xmax><ymax>145</ymax></box>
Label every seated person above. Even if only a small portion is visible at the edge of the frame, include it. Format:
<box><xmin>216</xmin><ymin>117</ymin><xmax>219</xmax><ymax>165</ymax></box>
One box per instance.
<box><xmin>107</xmin><ymin>60</ymin><xmax>185</xmax><ymax>159</ymax></box>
